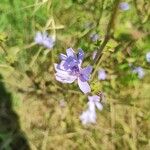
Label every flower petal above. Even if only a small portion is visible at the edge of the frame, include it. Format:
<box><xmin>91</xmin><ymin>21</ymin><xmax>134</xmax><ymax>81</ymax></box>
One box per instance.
<box><xmin>55</xmin><ymin>63</ymin><xmax>77</xmax><ymax>83</ymax></box>
<box><xmin>55</xmin><ymin>73</ymin><xmax>76</xmax><ymax>83</ymax></box>
<box><xmin>80</xmin><ymin>110</ymin><xmax>89</xmax><ymax>125</ymax></box>
<box><xmin>82</xmin><ymin>66</ymin><xmax>93</xmax><ymax>75</ymax></box>
<box><xmin>34</xmin><ymin>32</ymin><xmax>43</xmax><ymax>44</ymax></box>
<box><xmin>54</xmin><ymin>63</ymin><xmax>63</xmax><ymax>72</ymax></box>
<box><xmin>77</xmin><ymin>48</ymin><xmax>84</xmax><ymax>61</ymax></box>
<box><xmin>35</xmin><ymin>32</ymin><xmax>55</xmax><ymax>49</ymax></box>
<box><xmin>88</xmin><ymin>101</ymin><xmax>96</xmax><ymax>112</ymax></box>
<box><xmin>80</xmin><ymin>66</ymin><xmax>93</xmax><ymax>81</ymax></box>
<box><xmin>54</xmin><ymin>62</ymin><xmax>66</xmax><ymax>71</ymax></box>
<box><xmin>66</xmin><ymin>48</ymin><xmax>75</xmax><ymax>57</ymax></box>
<box><xmin>42</xmin><ymin>38</ymin><xmax>54</xmax><ymax>49</ymax></box>
<box><xmin>77</xmin><ymin>78</ymin><xmax>91</xmax><ymax>94</ymax></box>
<box><xmin>95</xmin><ymin>102</ymin><xmax>103</xmax><ymax>111</ymax></box>
<box><xmin>60</xmin><ymin>53</ymin><xmax>67</xmax><ymax>60</ymax></box>
<box><xmin>80</xmin><ymin>109</ymin><xmax>96</xmax><ymax>125</ymax></box>
<box><xmin>98</xmin><ymin>69</ymin><xmax>106</xmax><ymax>80</ymax></box>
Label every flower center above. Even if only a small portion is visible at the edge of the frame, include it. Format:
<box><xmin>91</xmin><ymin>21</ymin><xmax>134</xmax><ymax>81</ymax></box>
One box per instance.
<box><xmin>71</xmin><ymin>65</ymin><xmax>80</xmax><ymax>76</ymax></box>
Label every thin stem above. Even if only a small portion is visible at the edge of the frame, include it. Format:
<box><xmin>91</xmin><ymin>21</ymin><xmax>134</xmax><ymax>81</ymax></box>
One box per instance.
<box><xmin>91</xmin><ymin>0</ymin><xmax>120</xmax><ymax>80</ymax></box>
<box><xmin>96</xmin><ymin>0</ymin><xmax>105</xmax><ymax>27</ymax></box>
<box><xmin>29</xmin><ymin>47</ymin><xmax>43</xmax><ymax>67</ymax></box>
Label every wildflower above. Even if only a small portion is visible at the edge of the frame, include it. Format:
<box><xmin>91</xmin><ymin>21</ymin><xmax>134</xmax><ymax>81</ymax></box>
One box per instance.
<box><xmin>119</xmin><ymin>2</ymin><xmax>130</xmax><ymax>11</ymax></box>
<box><xmin>80</xmin><ymin>95</ymin><xmax>103</xmax><ymax>125</ymax></box>
<box><xmin>132</xmin><ymin>67</ymin><xmax>145</xmax><ymax>79</ymax></box>
<box><xmin>92</xmin><ymin>50</ymin><xmax>97</xmax><ymax>60</ymax></box>
<box><xmin>54</xmin><ymin>48</ymin><xmax>92</xmax><ymax>94</ymax></box>
<box><xmin>34</xmin><ymin>32</ymin><xmax>55</xmax><ymax>49</ymax></box>
<box><xmin>80</xmin><ymin>109</ymin><xmax>96</xmax><ymax>125</ymax></box>
<box><xmin>98</xmin><ymin>69</ymin><xmax>107</xmax><ymax>80</ymax></box>
<box><xmin>90</xmin><ymin>33</ymin><xmax>100</xmax><ymax>42</ymax></box>
<box><xmin>146</xmin><ymin>52</ymin><xmax>150</xmax><ymax>63</ymax></box>
<box><xmin>88</xmin><ymin>95</ymin><xmax>103</xmax><ymax>111</ymax></box>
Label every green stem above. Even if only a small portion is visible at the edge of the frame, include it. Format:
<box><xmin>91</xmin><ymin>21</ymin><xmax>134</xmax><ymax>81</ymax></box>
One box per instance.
<box><xmin>91</xmin><ymin>0</ymin><xmax>120</xmax><ymax>80</ymax></box>
<box><xmin>96</xmin><ymin>0</ymin><xmax>105</xmax><ymax>27</ymax></box>
<box><xmin>29</xmin><ymin>47</ymin><xmax>43</xmax><ymax>67</ymax></box>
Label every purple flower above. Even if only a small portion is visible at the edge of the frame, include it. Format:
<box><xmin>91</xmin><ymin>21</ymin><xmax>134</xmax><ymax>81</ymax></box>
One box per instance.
<box><xmin>132</xmin><ymin>67</ymin><xmax>145</xmax><ymax>79</ymax></box>
<box><xmin>98</xmin><ymin>69</ymin><xmax>107</xmax><ymax>80</ymax></box>
<box><xmin>34</xmin><ymin>32</ymin><xmax>55</xmax><ymax>49</ymax></box>
<box><xmin>90</xmin><ymin>33</ymin><xmax>100</xmax><ymax>42</ymax></box>
<box><xmin>80</xmin><ymin>95</ymin><xmax>103</xmax><ymax>125</ymax></box>
<box><xmin>80</xmin><ymin>109</ymin><xmax>96</xmax><ymax>125</ymax></box>
<box><xmin>146</xmin><ymin>52</ymin><xmax>150</xmax><ymax>63</ymax></box>
<box><xmin>88</xmin><ymin>95</ymin><xmax>103</xmax><ymax>111</ymax></box>
<box><xmin>54</xmin><ymin>48</ymin><xmax>92</xmax><ymax>94</ymax></box>
<box><xmin>119</xmin><ymin>2</ymin><xmax>130</xmax><ymax>11</ymax></box>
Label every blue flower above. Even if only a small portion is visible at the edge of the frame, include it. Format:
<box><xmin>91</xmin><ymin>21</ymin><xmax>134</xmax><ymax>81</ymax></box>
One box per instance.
<box><xmin>54</xmin><ymin>48</ymin><xmax>92</xmax><ymax>94</ymax></box>
<box><xmin>34</xmin><ymin>32</ymin><xmax>55</xmax><ymax>49</ymax></box>
<box><xmin>80</xmin><ymin>95</ymin><xmax>103</xmax><ymax>125</ymax></box>
<box><xmin>132</xmin><ymin>67</ymin><xmax>145</xmax><ymax>79</ymax></box>
<box><xmin>119</xmin><ymin>2</ymin><xmax>130</xmax><ymax>11</ymax></box>
<box><xmin>90</xmin><ymin>33</ymin><xmax>100</xmax><ymax>42</ymax></box>
<box><xmin>146</xmin><ymin>52</ymin><xmax>150</xmax><ymax>63</ymax></box>
<box><xmin>88</xmin><ymin>95</ymin><xmax>103</xmax><ymax>111</ymax></box>
<box><xmin>98</xmin><ymin>69</ymin><xmax>107</xmax><ymax>80</ymax></box>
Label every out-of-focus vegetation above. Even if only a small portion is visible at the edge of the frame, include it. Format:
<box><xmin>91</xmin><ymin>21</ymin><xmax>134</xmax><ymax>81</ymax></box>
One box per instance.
<box><xmin>0</xmin><ymin>0</ymin><xmax>150</xmax><ymax>149</ymax></box>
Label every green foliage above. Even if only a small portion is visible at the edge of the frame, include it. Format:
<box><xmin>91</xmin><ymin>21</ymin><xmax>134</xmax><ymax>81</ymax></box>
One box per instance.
<box><xmin>0</xmin><ymin>0</ymin><xmax>150</xmax><ymax>149</ymax></box>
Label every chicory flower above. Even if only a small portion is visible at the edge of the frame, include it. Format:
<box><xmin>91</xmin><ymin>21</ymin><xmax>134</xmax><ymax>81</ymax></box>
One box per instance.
<box><xmin>34</xmin><ymin>32</ymin><xmax>55</xmax><ymax>49</ymax></box>
<box><xmin>132</xmin><ymin>67</ymin><xmax>145</xmax><ymax>79</ymax></box>
<box><xmin>90</xmin><ymin>33</ymin><xmax>100</xmax><ymax>42</ymax></box>
<box><xmin>80</xmin><ymin>95</ymin><xmax>103</xmax><ymax>125</ymax></box>
<box><xmin>98</xmin><ymin>69</ymin><xmax>107</xmax><ymax>80</ymax></box>
<box><xmin>80</xmin><ymin>109</ymin><xmax>96</xmax><ymax>125</ymax></box>
<box><xmin>119</xmin><ymin>2</ymin><xmax>130</xmax><ymax>11</ymax></box>
<box><xmin>54</xmin><ymin>48</ymin><xmax>92</xmax><ymax>94</ymax></box>
<box><xmin>88</xmin><ymin>95</ymin><xmax>103</xmax><ymax>111</ymax></box>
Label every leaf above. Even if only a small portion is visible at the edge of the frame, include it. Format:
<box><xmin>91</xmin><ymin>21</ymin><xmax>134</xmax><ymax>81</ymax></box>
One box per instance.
<box><xmin>107</xmin><ymin>39</ymin><xmax>118</xmax><ymax>50</ymax></box>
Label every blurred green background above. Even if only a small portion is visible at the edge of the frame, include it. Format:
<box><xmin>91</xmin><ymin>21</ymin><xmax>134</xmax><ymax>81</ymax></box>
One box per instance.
<box><xmin>0</xmin><ymin>0</ymin><xmax>150</xmax><ymax>149</ymax></box>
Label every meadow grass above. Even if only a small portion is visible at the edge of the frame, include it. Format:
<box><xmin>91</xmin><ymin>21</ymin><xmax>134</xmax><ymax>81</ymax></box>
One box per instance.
<box><xmin>0</xmin><ymin>0</ymin><xmax>150</xmax><ymax>149</ymax></box>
